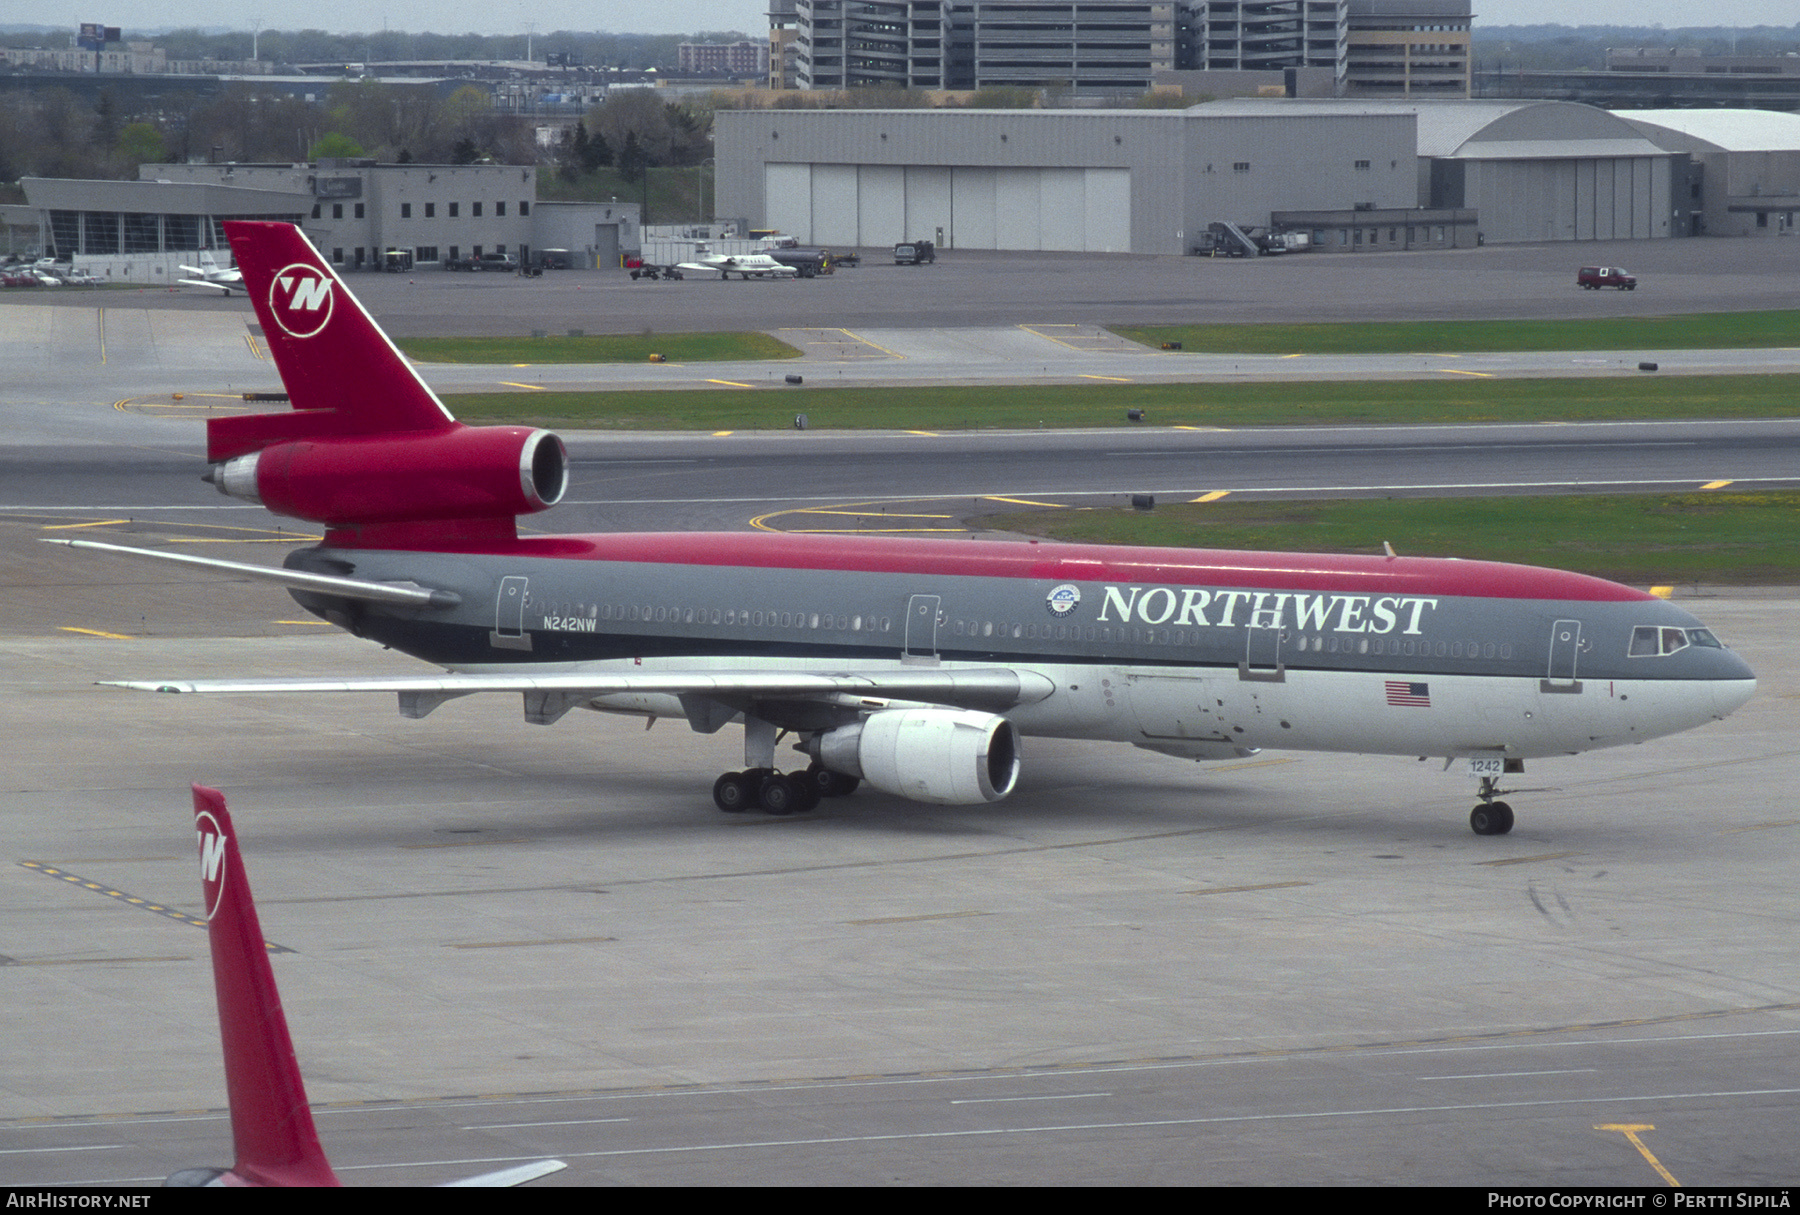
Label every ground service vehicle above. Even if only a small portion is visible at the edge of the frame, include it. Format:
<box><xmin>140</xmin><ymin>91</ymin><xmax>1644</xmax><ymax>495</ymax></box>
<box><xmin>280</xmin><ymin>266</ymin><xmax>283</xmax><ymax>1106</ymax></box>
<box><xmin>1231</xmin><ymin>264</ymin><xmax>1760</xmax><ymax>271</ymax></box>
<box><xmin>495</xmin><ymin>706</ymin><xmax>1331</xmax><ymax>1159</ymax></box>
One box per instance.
<box><xmin>446</xmin><ymin>252</ymin><xmax>520</xmax><ymax>272</ymax></box>
<box><xmin>1578</xmin><ymin>266</ymin><xmax>1637</xmax><ymax>290</ymax></box>
<box><xmin>895</xmin><ymin>239</ymin><xmax>936</xmax><ymax>264</ymax></box>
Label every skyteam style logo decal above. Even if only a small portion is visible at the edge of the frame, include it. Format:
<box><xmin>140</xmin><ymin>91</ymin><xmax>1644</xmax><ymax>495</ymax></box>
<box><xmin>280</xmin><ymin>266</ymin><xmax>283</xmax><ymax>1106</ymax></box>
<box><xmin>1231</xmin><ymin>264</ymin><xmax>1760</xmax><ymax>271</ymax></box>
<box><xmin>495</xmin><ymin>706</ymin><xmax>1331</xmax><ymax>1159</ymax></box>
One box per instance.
<box><xmin>269</xmin><ymin>263</ymin><xmax>335</xmax><ymax>338</ymax></box>
<box><xmin>195</xmin><ymin>808</ymin><xmax>229</xmax><ymax>919</ymax></box>
<box><xmin>1046</xmin><ymin>583</ymin><xmax>1081</xmax><ymax>617</ymax></box>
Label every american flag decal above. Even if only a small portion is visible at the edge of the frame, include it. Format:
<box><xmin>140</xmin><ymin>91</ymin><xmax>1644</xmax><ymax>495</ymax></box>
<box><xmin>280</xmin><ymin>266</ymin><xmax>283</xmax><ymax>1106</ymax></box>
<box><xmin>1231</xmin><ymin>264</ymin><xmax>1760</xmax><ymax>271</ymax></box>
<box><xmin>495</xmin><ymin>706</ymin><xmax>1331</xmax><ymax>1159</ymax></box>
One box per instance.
<box><xmin>1385</xmin><ymin>680</ymin><xmax>1431</xmax><ymax>707</ymax></box>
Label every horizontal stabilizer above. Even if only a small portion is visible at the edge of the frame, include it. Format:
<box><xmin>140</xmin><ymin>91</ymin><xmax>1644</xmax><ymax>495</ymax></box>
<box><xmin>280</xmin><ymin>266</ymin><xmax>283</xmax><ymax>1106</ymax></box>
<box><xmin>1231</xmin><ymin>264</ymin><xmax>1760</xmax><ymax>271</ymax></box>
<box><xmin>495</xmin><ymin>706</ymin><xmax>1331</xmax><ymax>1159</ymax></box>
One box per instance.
<box><xmin>45</xmin><ymin>539</ymin><xmax>461</xmax><ymax>609</ymax></box>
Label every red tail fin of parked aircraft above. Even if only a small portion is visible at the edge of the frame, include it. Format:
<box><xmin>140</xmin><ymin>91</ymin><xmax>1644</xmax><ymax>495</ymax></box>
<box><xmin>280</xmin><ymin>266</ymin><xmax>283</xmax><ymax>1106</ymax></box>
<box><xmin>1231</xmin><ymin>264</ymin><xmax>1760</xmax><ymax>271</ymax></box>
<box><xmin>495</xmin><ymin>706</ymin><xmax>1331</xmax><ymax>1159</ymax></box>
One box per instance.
<box><xmin>170</xmin><ymin>784</ymin><xmax>342</xmax><ymax>1188</ymax></box>
<box><xmin>169</xmin><ymin>785</ymin><xmax>567</xmax><ymax>1187</ymax></box>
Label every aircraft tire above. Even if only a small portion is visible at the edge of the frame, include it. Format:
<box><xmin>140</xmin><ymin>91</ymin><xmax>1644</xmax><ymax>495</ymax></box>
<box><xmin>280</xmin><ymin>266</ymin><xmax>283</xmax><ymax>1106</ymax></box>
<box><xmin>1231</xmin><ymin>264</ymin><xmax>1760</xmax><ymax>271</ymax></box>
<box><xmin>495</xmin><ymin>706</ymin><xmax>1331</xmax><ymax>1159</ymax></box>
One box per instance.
<box><xmin>1470</xmin><ymin>802</ymin><xmax>1515</xmax><ymax>835</ymax></box>
<box><xmin>806</xmin><ymin>763</ymin><xmax>859</xmax><ymax>798</ymax></box>
<box><xmin>759</xmin><ymin>773</ymin><xmax>799</xmax><ymax>815</ymax></box>
<box><xmin>789</xmin><ymin>774</ymin><xmax>822</xmax><ymax>813</ymax></box>
<box><xmin>713</xmin><ymin>772</ymin><xmax>753</xmax><ymax>813</ymax></box>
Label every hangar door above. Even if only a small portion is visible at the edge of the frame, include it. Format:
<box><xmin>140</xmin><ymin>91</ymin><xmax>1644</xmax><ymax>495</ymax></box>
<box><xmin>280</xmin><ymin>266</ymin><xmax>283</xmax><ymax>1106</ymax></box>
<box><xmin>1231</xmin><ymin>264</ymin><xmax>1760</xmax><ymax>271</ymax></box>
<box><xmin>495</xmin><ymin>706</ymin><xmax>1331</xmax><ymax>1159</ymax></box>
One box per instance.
<box><xmin>763</xmin><ymin>163</ymin><xmax>1130</xmax><ymax>252</ymax></box>
<box><xmin>1465</xmin><ymin>156</ymin><xmax>1669</xmax><ymax>243</ymax></box>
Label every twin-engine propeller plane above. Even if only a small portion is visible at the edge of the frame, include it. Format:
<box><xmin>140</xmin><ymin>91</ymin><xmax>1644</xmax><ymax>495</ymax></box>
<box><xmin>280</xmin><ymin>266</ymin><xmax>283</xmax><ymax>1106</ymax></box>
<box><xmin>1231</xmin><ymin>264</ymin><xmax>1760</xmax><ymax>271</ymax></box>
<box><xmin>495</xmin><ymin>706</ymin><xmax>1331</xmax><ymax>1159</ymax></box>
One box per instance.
<box><xmin>57</xmin><ymin>222</ymin><xmax>1755</xmax><ymax>835</ymax></box>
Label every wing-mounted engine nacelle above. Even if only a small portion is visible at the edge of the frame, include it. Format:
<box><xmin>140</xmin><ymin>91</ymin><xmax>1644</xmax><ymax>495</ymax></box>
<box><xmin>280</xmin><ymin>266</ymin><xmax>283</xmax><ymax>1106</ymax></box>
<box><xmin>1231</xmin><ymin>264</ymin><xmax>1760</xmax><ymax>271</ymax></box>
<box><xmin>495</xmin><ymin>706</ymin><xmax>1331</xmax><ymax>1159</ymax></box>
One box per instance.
<box><xmin>209</xmin><ymin>425</ymin><xmax>568</xmax><ymax>526</ymax></box>
<box><xmin>807</xmin><ymin>708</ymin><xmax>1021</xmax><ymax>805</ymax></box>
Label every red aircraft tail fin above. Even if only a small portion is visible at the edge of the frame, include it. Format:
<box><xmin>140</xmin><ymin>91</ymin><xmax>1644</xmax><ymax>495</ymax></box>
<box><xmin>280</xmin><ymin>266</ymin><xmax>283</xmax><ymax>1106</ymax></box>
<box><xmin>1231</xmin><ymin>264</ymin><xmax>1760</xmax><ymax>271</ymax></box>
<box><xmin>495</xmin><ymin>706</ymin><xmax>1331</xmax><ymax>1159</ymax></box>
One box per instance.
<box><xmin>210</xmin><ymin>221</ymin><xmax>456</xmax><ymax>462</ymax></box>
<box><xmin>186</xmin><ymin>784</ymin><xmax>342</xmax><ymax>1188</ymax></box>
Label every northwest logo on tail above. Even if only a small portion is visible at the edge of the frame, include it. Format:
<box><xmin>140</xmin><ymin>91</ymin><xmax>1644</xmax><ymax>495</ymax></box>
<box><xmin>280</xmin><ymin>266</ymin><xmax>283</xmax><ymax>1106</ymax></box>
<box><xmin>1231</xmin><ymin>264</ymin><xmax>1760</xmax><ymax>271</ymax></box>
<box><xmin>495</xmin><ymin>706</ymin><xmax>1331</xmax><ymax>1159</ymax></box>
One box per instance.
<box><xmin>269</xmin><ymin>264</ymin><xmax>334</xmax><ymax>338</ymax></box>
<box><xmin>195</xmin><ymin>808</ymin><xmax>229</xmax><ymax>918</ymax></box>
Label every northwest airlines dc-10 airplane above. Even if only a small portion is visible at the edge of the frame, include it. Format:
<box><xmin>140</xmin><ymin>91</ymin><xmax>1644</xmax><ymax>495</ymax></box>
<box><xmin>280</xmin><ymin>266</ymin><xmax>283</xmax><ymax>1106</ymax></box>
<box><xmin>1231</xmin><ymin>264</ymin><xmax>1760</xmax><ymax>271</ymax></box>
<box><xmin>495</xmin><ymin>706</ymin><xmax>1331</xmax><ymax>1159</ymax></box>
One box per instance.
<box><xmin>58</xmin><ymin>222</ymin><xmax>1756</xmax><ymax>835</ymax></box>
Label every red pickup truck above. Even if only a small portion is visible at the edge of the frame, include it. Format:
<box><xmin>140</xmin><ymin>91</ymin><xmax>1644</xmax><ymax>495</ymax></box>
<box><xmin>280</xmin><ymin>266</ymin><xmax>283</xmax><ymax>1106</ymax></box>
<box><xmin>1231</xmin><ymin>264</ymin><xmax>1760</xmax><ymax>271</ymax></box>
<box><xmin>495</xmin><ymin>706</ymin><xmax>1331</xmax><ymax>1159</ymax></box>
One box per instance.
<box><xmin>1577</xmin><ymin>266</ymin><xmax>1636</xmax><ymax>290</ymax></box>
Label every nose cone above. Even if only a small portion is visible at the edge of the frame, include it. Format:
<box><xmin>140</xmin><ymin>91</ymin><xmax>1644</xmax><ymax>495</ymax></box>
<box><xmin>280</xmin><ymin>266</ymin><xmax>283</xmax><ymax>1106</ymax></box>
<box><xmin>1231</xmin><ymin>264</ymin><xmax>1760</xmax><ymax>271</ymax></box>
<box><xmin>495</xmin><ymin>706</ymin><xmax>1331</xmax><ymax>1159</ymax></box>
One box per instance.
<box><xmin>1705</xmin><ymin>644</ymin><xmax>1757</xmax><ymax>720</ymax></box>
<box><xmin>1714</xmin><ymin>675</ymin><xmax>1758</xmax><ymax>721</ymax></box>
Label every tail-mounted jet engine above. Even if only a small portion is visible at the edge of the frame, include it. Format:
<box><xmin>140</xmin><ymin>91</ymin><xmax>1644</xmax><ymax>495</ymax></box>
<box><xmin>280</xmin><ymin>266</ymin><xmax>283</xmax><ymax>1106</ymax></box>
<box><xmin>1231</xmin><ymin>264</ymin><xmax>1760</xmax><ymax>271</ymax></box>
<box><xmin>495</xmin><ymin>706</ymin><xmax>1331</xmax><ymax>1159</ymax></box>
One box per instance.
<box><xmin>208</xmin><ymin>426</ymin><xmax>568</xmax><ymax>527</ymax></box>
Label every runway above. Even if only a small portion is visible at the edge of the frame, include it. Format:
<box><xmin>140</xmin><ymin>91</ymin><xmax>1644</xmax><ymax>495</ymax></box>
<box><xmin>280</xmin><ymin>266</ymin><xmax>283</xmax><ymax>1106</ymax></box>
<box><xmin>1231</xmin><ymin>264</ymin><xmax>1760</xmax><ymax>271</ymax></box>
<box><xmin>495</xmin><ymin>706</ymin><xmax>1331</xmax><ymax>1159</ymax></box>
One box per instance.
<box><xmin>1</xmin><ymin>247</ymin><xmax>1796</xmax><ymax>1187</ymax></box>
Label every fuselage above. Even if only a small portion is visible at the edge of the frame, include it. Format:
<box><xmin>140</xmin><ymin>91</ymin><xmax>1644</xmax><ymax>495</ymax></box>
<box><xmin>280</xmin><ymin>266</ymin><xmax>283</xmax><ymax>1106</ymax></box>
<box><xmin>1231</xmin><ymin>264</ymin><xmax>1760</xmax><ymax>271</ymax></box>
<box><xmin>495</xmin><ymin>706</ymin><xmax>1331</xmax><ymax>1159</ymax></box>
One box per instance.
<box><xmin>288</xmin><ymin>530</ymin><xmax>1756</xmax><ymax>763</ymax></box>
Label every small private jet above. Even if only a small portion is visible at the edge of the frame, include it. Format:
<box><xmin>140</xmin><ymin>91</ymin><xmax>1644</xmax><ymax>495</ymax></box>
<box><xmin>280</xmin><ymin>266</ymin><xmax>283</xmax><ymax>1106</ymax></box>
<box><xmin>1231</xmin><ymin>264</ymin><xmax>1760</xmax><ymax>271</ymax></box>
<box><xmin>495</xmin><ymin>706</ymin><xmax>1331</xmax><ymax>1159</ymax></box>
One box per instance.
<box><xmin>178</xmin><ymin>252</ymin><xmax>245</xmax><ymax>295</ymax></box>
<box><xmin>673</xmin><ymin>251</ymin><xmax>804</xmax><ymax>280</ymax></box>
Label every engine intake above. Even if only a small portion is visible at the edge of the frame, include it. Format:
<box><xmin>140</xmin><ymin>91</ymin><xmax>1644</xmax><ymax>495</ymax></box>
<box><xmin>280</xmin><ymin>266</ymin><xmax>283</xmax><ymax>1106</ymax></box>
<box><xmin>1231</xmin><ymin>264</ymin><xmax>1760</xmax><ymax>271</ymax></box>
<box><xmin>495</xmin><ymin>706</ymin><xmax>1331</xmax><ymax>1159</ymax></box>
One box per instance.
<box><xmin>210</xmin><ymin>426</ymin><xmax>567</xmax><ymax>527</ymax></box>
<box><xmin>809</xmin><ymin>708</ymin><xmax>1021</xmax><ymax>805</ymax></box>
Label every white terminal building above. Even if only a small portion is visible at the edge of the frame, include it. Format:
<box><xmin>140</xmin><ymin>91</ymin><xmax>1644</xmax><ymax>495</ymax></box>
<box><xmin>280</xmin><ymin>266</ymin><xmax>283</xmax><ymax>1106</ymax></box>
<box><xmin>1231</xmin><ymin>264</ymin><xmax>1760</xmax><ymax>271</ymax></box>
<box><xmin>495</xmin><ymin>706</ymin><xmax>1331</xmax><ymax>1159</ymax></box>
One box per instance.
<box><xmin>15</xmin><ymin>161</ymin><xmax>642</xmax><ymax>283</ymax></box>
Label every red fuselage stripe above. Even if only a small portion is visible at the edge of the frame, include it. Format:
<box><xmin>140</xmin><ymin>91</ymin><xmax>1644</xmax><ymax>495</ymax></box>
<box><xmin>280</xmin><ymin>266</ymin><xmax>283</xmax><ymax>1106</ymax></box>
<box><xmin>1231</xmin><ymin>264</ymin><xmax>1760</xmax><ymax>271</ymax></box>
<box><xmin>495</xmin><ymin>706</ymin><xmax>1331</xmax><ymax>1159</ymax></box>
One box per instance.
<box><xmin>340</xmin><ymin>530</ymin><xmax>1649</xmax><ymax>604</ymax></box>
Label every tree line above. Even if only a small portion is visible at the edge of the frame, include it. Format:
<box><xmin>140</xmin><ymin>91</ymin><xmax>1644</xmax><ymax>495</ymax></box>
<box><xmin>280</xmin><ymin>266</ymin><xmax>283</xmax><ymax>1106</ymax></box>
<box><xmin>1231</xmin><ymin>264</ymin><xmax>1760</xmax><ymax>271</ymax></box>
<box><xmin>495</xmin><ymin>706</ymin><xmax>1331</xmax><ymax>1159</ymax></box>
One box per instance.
<box><xmin>0</xmin><ymin>79</ymin><xmax>543</xmax><ymax>187</ymax></box>
<box><xmin>0</xmin><ymin>27</ymin><xmax>760</xmax><ymax>71</ymax></box>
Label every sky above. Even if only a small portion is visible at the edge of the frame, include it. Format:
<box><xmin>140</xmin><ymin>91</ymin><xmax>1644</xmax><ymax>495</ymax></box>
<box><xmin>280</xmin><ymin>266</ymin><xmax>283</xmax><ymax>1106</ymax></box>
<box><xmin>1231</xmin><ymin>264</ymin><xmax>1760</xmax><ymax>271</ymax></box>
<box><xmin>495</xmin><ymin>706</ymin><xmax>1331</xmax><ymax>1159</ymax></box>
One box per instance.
<box><xmin>2</xmin><ymin>1</ymin><xmax>1794</xmax><ymax>39</ymax></box>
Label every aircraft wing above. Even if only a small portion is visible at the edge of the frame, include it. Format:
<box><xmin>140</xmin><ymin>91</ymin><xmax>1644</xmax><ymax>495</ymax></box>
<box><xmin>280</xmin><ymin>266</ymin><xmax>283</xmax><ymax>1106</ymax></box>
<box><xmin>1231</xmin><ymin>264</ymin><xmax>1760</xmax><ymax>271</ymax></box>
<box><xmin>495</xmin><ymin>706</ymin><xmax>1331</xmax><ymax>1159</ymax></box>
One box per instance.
<box><xmin>178</xmin><ymin>277</ymin><xmax>236</xmax><ymax>294</ymax></box>
<box><xmin>105</xmin><ymin>667</ymin><xmax>1054</xmax><ymax>719</ymax></box>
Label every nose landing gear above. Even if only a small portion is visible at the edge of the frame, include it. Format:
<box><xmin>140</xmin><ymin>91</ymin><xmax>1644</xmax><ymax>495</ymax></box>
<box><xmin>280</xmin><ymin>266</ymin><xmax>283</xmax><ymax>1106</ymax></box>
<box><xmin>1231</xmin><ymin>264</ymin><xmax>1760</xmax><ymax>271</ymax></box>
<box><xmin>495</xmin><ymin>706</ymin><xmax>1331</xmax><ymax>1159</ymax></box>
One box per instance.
<box><xmin>1470</xmin><ymin>775</ymin><xmax>1515</xmax><ymax>836</ymax></box>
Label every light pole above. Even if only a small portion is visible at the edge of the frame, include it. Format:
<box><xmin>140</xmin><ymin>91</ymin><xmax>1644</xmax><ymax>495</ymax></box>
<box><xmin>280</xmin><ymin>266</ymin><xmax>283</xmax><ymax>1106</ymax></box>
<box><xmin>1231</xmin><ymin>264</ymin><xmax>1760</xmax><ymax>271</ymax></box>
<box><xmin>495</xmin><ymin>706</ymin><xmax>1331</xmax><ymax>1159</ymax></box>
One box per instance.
<box><xmin>696</xmin><ymin>157</ymin><xmax>714</xmax><ymax>226</ymax></box>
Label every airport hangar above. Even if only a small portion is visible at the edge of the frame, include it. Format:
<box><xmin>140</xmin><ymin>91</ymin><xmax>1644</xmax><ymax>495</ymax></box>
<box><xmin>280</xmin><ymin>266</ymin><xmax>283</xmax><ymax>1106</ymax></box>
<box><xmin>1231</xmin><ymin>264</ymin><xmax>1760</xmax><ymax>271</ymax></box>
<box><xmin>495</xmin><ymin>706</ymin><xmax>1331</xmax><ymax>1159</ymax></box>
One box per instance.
<box><xmin>1615</xmin><ymin>108</ymin><xmax>1800</xmax><ymax>239</ymax></box>
<box><xmin>714</xmin><ymin>97</ymin><xmax>1683</xmax><ymax>255</ymax></box>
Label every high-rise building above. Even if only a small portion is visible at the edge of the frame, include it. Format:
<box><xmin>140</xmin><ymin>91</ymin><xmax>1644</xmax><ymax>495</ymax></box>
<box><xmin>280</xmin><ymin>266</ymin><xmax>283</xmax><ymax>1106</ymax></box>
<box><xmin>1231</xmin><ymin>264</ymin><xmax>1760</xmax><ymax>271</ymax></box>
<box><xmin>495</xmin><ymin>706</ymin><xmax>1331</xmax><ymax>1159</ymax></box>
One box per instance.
<box><xmin>678</xmin><ymin>41</ymin><xmax>772</xmax><ymax>76</ymax></box>
<box><xmin>777</xmin><ymin>0</ymin><xmax>1469</xmax><ymax>97</ymax></box>
<box><xmin>1341</xmin><ymin>0</ymin><xmax>1471</xmax><ymax>97</ymax></box>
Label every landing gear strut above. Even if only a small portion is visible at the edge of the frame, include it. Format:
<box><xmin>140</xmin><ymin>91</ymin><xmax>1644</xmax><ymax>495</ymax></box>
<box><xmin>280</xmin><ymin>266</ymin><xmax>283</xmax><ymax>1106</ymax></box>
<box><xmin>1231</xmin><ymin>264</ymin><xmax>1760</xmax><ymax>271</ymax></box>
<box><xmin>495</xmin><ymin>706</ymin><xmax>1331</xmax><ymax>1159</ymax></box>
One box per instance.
<box><xmin>1470</xmin><ymin>776</ymin><xmax>1515</xmax><ymax>836</ymax></box>
<box><xmin>711</xmin><ymin>765</ymin><xmax>851</xmax><ymax>815</ymax></box>
<box><xmin>711</xmin><ymin>718</ymin><xmax>862</xmax><ymax>816</ymax></box>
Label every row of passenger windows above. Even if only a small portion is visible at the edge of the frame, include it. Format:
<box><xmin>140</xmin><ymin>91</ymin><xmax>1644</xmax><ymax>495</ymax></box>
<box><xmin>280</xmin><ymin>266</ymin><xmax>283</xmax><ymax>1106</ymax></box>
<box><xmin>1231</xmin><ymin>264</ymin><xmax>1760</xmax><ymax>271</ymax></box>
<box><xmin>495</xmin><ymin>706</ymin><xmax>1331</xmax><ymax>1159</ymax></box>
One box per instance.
<box><xmin>588</xmin><ymin>603</ymin><xmax>894</xmax><ymax>632</ymax></box>
<box><xmin>946</xmin><ymin>618</ymin><xmax>1516</xmax><ymax>660</ymax></box>
<box><xmin>550</xmin><ymin>603</ymin><xmax>1724</xmax><ymax>664</ymax></box>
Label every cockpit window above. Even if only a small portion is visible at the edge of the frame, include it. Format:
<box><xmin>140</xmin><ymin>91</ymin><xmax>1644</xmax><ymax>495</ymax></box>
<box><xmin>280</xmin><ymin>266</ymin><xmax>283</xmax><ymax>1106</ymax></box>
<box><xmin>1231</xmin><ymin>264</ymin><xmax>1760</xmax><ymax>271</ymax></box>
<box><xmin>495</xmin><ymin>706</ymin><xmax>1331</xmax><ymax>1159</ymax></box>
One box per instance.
<box><xmin>1630</xmin><ymin>625</ymin><xmax>1723</xmax><ymax>657</ymax></box>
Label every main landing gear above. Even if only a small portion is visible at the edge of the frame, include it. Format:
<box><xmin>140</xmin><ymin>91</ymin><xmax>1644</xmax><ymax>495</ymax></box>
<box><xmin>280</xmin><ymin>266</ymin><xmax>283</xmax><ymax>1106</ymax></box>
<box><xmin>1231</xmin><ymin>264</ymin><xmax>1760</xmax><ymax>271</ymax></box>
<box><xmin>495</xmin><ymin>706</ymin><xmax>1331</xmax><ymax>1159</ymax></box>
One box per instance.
<box><xmin>1470</xmin><ymin>775</ymin><xmax>1515</xmax><ymax>836</ymax></box>
<box><xmin>712</xmin><ymin>763</ymin><xmax>860</xmax><ymax>816</ymax></box>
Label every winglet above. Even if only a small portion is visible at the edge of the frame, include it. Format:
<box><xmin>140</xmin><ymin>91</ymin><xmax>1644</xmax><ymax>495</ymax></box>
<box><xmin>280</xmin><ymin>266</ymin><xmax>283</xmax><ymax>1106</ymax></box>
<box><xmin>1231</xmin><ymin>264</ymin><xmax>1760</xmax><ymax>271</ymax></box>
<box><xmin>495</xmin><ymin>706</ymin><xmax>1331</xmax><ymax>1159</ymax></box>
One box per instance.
<box><xmin>188</xmin><ymin>784</ymin><xmax>342</xmax><ymax>1188</ymax></box>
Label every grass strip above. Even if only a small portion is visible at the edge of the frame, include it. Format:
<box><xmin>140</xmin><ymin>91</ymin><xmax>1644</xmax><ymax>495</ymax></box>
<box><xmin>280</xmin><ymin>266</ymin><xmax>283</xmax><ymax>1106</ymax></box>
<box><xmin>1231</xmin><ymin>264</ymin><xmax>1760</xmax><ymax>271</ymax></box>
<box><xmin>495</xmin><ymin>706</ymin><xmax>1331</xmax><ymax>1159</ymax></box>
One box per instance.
<box><xmin>398</xmin><ymin>332</ymin><xmax>801</xmax><ymax>364</ymax></box>
<box><xmin>444</xmin><ymin>373</ymin><xmax>1800</xmax><ymax>431</ymax></box>
<box><xmin>985</xmin><ymin>491</ymin><xmax>1800</xmax><ymax>586</ymax></box>
<box><xmin>1113</xmin><ymin>311</ymin><xmax>1800</xmax><ymax>355</ymax></box>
